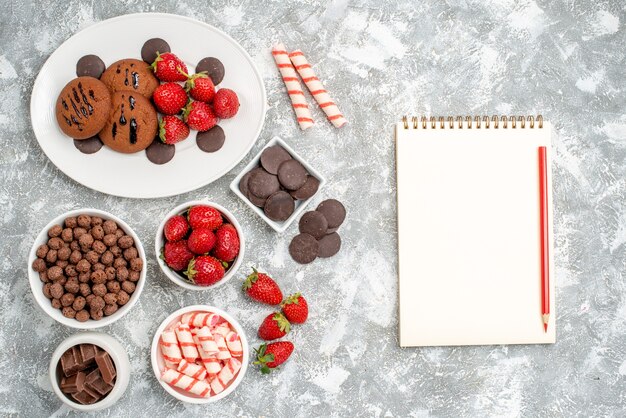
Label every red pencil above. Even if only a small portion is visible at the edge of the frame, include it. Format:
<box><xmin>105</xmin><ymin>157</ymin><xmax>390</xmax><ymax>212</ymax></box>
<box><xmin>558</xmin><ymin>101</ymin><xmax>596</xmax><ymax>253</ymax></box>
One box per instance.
<box><xmin>538</xmin><ymin>146</ymin><xmax>550</xmax><ymax>332</ymax></box>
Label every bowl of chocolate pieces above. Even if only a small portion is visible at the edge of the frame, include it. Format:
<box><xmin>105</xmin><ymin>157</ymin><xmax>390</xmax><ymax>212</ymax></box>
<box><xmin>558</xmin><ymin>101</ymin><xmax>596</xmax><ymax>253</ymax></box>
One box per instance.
<box><xmin>49</xmin><ymin>332</ymin><xmax>130</xmax><ymax>411</ymax></box>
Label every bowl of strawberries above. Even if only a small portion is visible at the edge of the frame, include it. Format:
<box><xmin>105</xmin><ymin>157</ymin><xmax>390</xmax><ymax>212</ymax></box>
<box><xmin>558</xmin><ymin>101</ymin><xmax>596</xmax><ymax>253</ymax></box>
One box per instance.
<box><xmin>155</xmin><ymin>200</ymin><xmax>244</xmax><ymax>290</ymax></box>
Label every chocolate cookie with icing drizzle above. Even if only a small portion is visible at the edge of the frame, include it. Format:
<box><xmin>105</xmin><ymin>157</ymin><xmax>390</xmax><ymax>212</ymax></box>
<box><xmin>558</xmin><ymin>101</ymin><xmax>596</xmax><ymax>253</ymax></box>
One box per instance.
<box><xmin>55</xmin><ymin>77</ymin><xmax>111</xmax><ymax>140</ymax></box>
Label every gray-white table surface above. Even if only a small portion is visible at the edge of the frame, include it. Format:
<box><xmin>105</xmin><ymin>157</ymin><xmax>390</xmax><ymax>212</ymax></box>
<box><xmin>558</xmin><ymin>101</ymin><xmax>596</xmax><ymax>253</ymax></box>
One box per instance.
<box><xmin>1</xmin><ymin>0</ymin><xmax>625</xmax><ymax>417</ymax></box>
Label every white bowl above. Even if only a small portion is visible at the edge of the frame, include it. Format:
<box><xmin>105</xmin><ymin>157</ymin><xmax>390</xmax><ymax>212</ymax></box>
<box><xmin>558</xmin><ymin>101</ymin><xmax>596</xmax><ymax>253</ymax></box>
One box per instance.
<box><xmin>49</xmin><ymin>331</ymin><xmax>130</xmax><ymax>412</ymax></box>
<box><xmin>229</xmin><ymin>136</ymin><xmax>326</xmax><ymax>233</ymax></box>
<box><xmin>155</xmin><ymin>201</ymin><xmax>245</xmax><ymax>291</ymax></box>
<box><xmin>150</xmin><ymin>305</ymin><xmax>249</xmax><ymax>403</ymax></box>
<box><xmin>28</xmin><ymin>208</ymin><xmax>146</xmax><ymax>329</ymax></box>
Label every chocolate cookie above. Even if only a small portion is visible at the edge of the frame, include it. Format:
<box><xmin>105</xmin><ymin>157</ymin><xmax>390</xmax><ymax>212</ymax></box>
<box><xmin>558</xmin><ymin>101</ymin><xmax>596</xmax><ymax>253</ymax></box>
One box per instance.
<box><xmin>299</xmin><ymin>211</ymin><xmax>328</xmax><ymax>239</ymax></box>
<box><xmin>99</xmin><ymin>92</ymin><xmax>158</xmax><ymax>154</ymax></box>
<box><xmin>196</xmin><ymin>57</ymin><xmax>225</xmax><ymax>85</ymax></box>
<box><xmin>76</xmin><ymin>55</ymin><xmax>106</xmax><ymax>79</ymax></box>
<box><xmin>264</xmin><ymin>191</ymin><xmax>295</xmax><ymax>222</ymax></box>
<box><xmin>277</xmin><ymin>159</ymin><xmax>308</xmax><ymax>190</ymax></box>
<box><xmin>141</xmin><ymin>38</ymin><xmax>171</xmax><ymax>64</ymax></box>
<box><xmin>145</xmin><ymin>140</ymin><xmax>175</xmax><ymax>164</ymax></box>
<box><xmin>56</xmin><ymin>77</ymin><xmax>112</xmax><ymax>140</ymax></box>
<box><xmin>196</xmin><ymin>126</ymin><xmax>225</xmax><ymax>152</ymax></box>
<box><xmin>316</xmin><ymin>199</ymin><xmax>346</xmax><ymax>229</ymax></box>
<box><xmin>289</xmin><ymin>233</ymin><xmax>319</xmax><ymax>264</ymax></box>
<box><xmin>74</xmin><ymin>136</ymin><xmax>103</xmax><ymax>154</ymax></box>
<box><xmin>100</xmin><ymin>59</ymin><xmax>159</xmax><ymax>99</ymax></box>
<box><xmin>260</xmin><ymin>145</ymin><xmax>292</xmax><ymax>175</ymax></box>
<box><xmin>249</xmin><ymin>169</ymin><xmax>280</xmax><ymax>198</ymax></box>
<box><xmin>290</xmin><ymin>176</ymin><xmax>320</xmax><ymax>200</ymax></box>
<box><xmin>318</xmin><ymin>232</ymin><xmax>341</xmax><ymax>258</ymax></box>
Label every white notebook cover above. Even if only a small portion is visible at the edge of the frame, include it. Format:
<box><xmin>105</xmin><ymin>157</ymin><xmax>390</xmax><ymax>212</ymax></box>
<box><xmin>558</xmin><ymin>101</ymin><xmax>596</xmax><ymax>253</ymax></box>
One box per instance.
<box><xmin>396</xmin><ymin>120</ymin><xmax>555</xmax><ymax>347</ymax></box>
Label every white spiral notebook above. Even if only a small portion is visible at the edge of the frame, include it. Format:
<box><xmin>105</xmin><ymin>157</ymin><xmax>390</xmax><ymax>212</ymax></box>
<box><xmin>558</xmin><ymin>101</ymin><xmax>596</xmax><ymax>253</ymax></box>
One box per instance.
<box><xmin>396</xmin><ymin>116</ymin><xmax>555</xmax><ymax>347</ymax></box>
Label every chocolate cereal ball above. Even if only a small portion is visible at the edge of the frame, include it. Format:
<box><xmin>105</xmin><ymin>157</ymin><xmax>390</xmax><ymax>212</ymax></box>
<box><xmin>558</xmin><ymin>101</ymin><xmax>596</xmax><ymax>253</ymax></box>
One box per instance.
<box><xmin>60</xmin><ymin>293</ymin><xmax>75</xmax><ymax>307</ymax></box>
<box><xmin>90</xmin><ymin>308</ymin><xmax>104</xmax><ymax>321</ymax></box>
<box><xmin>78</xmin><ymin>272</ymin><xmax>90</xmax><ymax>283</ymax></box>
<box><xmin>103</xmin><ymin>220</ymin><xmax>117</xmax><ymax>235</ymax></box>
<box><xmin>57</xmin><ymin>246</ymin><xmax>71</xmax><ymax>261</ymax></box>
<box><xmin>43</xmin><ymin>283</ymin><xmax>53</xmax><ymax>299</ymax></box>
<box><xmin>92</xmin><ymin>262</ymin><xmax>105</xmax><ymax>272</ymax></box>
<box><xmin>36</xmin><ymin>244</ymin><xmax>49</xmax><ymax>258</ymax></box>
<box><xmin>91</xmin><ymin>216</ymin><xmax>103</xmax><ymax>227</ymax></box>
<box><xmin>45</xmin><ymin>249</ymin><xmax>58</xmax><ymax>263</ymax></box>
<box><xmin>115</xmin><ymin>229</ymin><xmax>124</xmax><ymax>239</ymax></box>
<box><xmin>129</xmin><ymin>270</ymin><xmax>140</xmax><ymax>282</ymax></box>
<box><xmin>47</xmin><ymin>265</ymin><xmax>63</xmax><ymax>280</ymax></box>
<box><xmin>123</xmin><ymin>247</ymin><xmax>138</xmax><ymax>261</ymax></box>
<box><xmin>64</xmin><ymin>264</ymin><xmax>78</xmax><ymax>277</ymax></box>
<box><xmin>64</xmin><ymin>278</ymin><xmax>80</xmax><ymax>294</ymax></box>
<box><xmin>61</xmin><ymin>228</ymin><xmax>73</xmax><ymax>242</ymax></box>
<box><xmin>48</xmin><ymin>225</ymin><xmax>62</xmax><ymax>238</ymax></box>
<box><xmin>91</xmin><ymin>225</ymin><xmax>105</xmax><ymax>240</ymax></box>
<box><xmin>51</xmin><ymin>298</ymin><xmax>62</xmax><ymax>309</ymax></box>
<box><xmin>50</xmin><ymin>282</ymin><xmax>64</xmax><ymax>299</ymax></box>
<box><xmin>103</xmin><ymin>293</ymin><xmax>117</xmax><ymax>305</ymax></box>
<box><xmin>48</xmin><ymin>237</ymin><xmax>63</xmax><ymax>250</ymax></box>
<box><xmin>103</xmin><ymin>234</ymin><xmax>117</xmax><ymax>247</ymax></box>
<box><xmin>64</xmin><ymin>217</ymin><xmax>78</xmax><ymax>228</ymax></box>
<box><xmin>106</xmin><ymin>281</ymin><xmax>121</xmax><ymax>294</ymax></box>
<box><xmin>105</xmin><ymin>266</ymin><xmax>116</xmax><ymax>281</ymax></box>
<box><xmin>130</xmin><ymin>258</ymin><xmax>143</xmax><ymax>272</ymax></box>
<box><xmin>121</xmin><ymin>281</ymin><xmax>135</xmax><ymax>294</ymax></box>
<box><xmin>87</xmin><ymin>251</ymin><xmax>101</xmax><ymax>264</ymax></box>
<box><xmin>80</xmin><ymin>283</ymin><xmax>92</xmax><ymax>297</ymax></box>
<box><xmin>76</xmin><ymin>259</ymin><xmax>90</xmax><ymax>273</ymax></box>
<box><xmin>92</xmin><ymin>284</ymin><xmax>107</xmax><ymax>297</ymax></box>
<box><xmin>75</xmin><ymin>309</ymin><xmax>90</xmax><ymax>322</ymax></box>
<box><xmin>77</xmin><ymin>214</ymin><xmax>91</xmax><ymax>228</ymax></box>
<box><xmin>79</xmin><ymin>233</ymin><xmax>94</xmax><ymax>250</ymax></box>
<box><xmin>57</xmin><ymin>277</ymin><xmax>67</xmax><ymax>286</ymax></box>
<box><xmin>116</xmin><ymin>266</ymin><xmax>129</xmax><ymax>281</ymax></box>
<box><xmin>73</xmin><ymin>227</ymin><xmax>87</xmax><ymax>240</ymax></box>
<box><xmin>85</xmin><ymin>294</ymin><xmax>96</xmax><ymax>305</ymax></box>
<box><xmin>39</xmin><ymin>271</ymin><xmax>49</xmax><ymax>283</ymax></box>
<box><xmin>113</xmin><ymin>258</ymin><xmax>127</xmax><ymax>269</ymax></box>
<box><xmin>91</xmin><ymin>270</ymin><xmax>107</xmax><ymax>284</ymax></box>
<box><xmin>72</xmin><ymin>296</ymin><xmax>86</xmax><ymax>311</ymax></box>
<box><xmin>116</xmin><ymin>290</ymin><xmax>130</xmax><ymax>305</ymax></box>
<box><xmin>69</xmin><ymin>250</ymin><xmax>82</xmax><ymax>264</ymax></box>
<box><xmin>32</xmin><ymin>258</ymin><xmax>46</xmax><ymax>272</ymax></box>
<box><xmin>104</xmin><ymin>303</ymin><xmax>118</xmax><ymax>316</ymax></box>
<box><xmin>110</xmin><ymin>245</ymin><xmax>122</xmax><ymax>257</ymax></box>
<box><xmin>101</xmin><ymin>251</ymin><xmax>114</xmax><ymax>266</ymax></box>
<box><xmin>92</xmin><ymin>240</ymin><xmax>107</xmax><ymax>254</ymax></box>
<box><xmin>90</xmin><ymin>295</ymin><xmax>105</xmax><ymax>310</ymax></box>
<box><xmin>118</xmin><ymin>235</ymin><xmax>134</xmax><ymax>249</ymax></box>
<box><xmin>55</xmin><ymin>260</ymin><xmax>68</xmax><ymax>269</ymax></box>
<box><xmin>62</xmin><ymin>307</ymin><xmax>76</xmax><ymax>319</ymax></box>
<box><xmin>70</xmin><ymin>240</ymin><xmax>81</xmax><ymax>251</ymax></box>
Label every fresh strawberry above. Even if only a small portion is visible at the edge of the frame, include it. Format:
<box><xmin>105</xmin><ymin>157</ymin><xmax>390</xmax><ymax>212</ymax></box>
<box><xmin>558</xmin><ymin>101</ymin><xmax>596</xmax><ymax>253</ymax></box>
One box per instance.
<box><xmin>258</xmin><ymin>312</ymin><xmax>290</xmax><ymax>340</ymax></box>
<box><xmin>159</xmin><ymin>116</ymin><xmax>190</xmax><ymax>145</ymax></box>
<box><xmin>281</xmin><ymin>293</ymin><xmax>308</xmax><ymax>324</ymax></box>
<box><xmin>253</xmin><ymin>341</ymin><xmax>294</xmax><ymax>374</ymax></box>
<box><xmin>163</xmin><ymin>215</ymin><xmax>189</xmax><ymax>242</ymax></box>
<box><xmin>185</xmin><ymin>73</ymin><xmax>215</xmax><ymax>103</ymax></box>
<box><xmin>188</xmin><ymin>205</ymin><xmax>223</xmax><ymax>230</ymax></box>
<box><xmin>243</xmin><ymin>268</ymin><xmax>282</xmax><ymax>305</ymax></box>
<box><xmin>182</xmin><ymin>101</ymin><xmax>217</xmax><ymax>132</ymax></box>
<box><xmin>212</xmin><ymin>224</ymin><xmax>240</xmax><ymax>262</ymax></box>
<box><xmin>185</xmin><ymin>255</ymin><xmax>225</xmax><ymax>286</ymax></box>
<box><xmin>162</xmin><ymin>241</ymin><xmax>194</xmax><ymax>271</ymax></box>
<box><xmin>150</xmin><ymin>52</ymin><xmax>188</xmax><ymax>82</ymax></box>
<box><xmin>213</xmin><ymin>88</ymin><xmax>239</xmax><ymax>119</ymax></box>
<box><xmin>152</xmin><ymin>82</ymin><xmax>188</xmax><ymax>115</ymax></box>
<box><xmin>187</xmin><ymin>228</ymin><xmax>217</xmax><ymax>255</ymax></box>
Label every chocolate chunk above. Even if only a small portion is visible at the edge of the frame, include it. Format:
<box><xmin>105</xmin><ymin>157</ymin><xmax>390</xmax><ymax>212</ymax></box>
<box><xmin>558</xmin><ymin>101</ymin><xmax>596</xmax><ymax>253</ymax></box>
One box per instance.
<box><xmin>264</xmin><ymin>191</ymin><xmax>295</xmax><ymax>222</ymax></box>
<box><xmin>316</xmin><ymin>199</ymin><xmax>346</xmax><ymax>229</ymax></box>
<box><xmin>95</xmin><ymin>351</ymin><xmax>116</xmax><ymax>385</ymax></box>
<box><xmin>141</xmin><ymin>38</ymin><xmax>171</xmax><ymax>64</ymax></box>
<box><xmin>80</xmin><ymin>344</ymin><xmax>98</xmax><ymax>364</ymax></box>
<box><xmin>318</xmin><ymin>232</ymin><xmax>341</xmax><ymax>258</ymax></box>
<box><xmin>299</xmin><ymin>211</ymin><xmax>328</xmax><ymax>239</ymax></box>
<box><xmin>72</xmin><ymin>389</ymin><xmax>98</xmax><ymax>405</ymax></box>
<box><xmin>290</xmin><ymin>176</ymin><xmax>320</xmax><ymax>200</ymax></box>
<box><xmin>61</xmin><ymin>346</ymin><xmax>84</xmax><ymax>377</ymax></box>
<box><xmin>76</xmin><ymin>55</ymin><xmax>105</xmax><ymax>79</ymax></box>
<box><xmin>289</xmin><ymin>233</ymin><xmax>319</xmax><ymax>264</ymax></box>
<box><xmin>196</xmin><ymin>125</ymin><xmax>225</xmax><ymax>152</ymax></box>
<box><xmin>260</xmin><ymin>145</ymin><xmax>292</xmax><ymax>175</ymax></box>
<box><xmin>277</xmin><ymin>159</ymin><xmax>308</xmax><ymax>190</ymax></box>
<box><xmin>249</xmin><ymin>169</ymin><xmax>280</xmax><ymax>198</ymax></box>
<box><xmin>195</xmin><ymin>57</ymin><xmax>225</xmax><ymax>85</ymax></box>
<box><xmin>60</xmin><ymin>371</ymin><xmax>86</xmax><ymax>394</ymax></box>
<box><xmin>74</xmin><ymin>136</ymin><xmax>103</xmax><ymax>154</ymax></box>
<box><xmin>145</xmin><ymin>139</ymin><xmax>175</xmax><ymax>165</ymax></box>
<box><xmin>85</xmin><ymin>367</ymin><xmax>114</xmax><ymax>396</ymax></box>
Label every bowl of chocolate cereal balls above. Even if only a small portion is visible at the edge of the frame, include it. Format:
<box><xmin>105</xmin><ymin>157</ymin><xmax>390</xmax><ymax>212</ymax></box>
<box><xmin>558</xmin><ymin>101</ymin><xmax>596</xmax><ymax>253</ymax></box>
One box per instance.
<box><xmin>28</xmin><ymin>209</ymin><xmax>146</xmax><ymax>329</ymax></box>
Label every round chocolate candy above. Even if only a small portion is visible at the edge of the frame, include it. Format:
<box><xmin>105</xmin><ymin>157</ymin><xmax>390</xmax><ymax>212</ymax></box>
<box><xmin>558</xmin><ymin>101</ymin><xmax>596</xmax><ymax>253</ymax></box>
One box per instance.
<box><xmin>73</xmin><ymin>136</ymin><xmax>103</xmax><ymax>154</ymax></box>
<box><xmin>264</xmin><ymin>191</ymin><xmax>294</xmax><ymax>222</ymax></box>
<box><xmin>242</xmin><ymin>168</ymin><xmax>268</xmax><ymax>207</ymax></box>
<box><xmin>239</xmin><ymin>170</ymin><xmax>252</xmax><ymax>197</ymax></box>
<box><xmin>289</xmin><ymin>233</ymin><xmax>319</xmax><ymax>264</ymax></box>
<box><xmin>249</xmin><ymin>169</ymin><xmax>280</xmax><ymax>198</ymax></box>
<box><xmin>299</xmin><ymin>211</ymin><xmax>328</xmax><ymax>239</ymax></box>
<box><xmin>316</xmin><ymin>199</ymin><xmax>346</xmax><ymax>229</ymax></box>
<box><xmin>145</xmin><ymin>140</ymin><xmax>175</xmax><ymax>165</ymax></box>
<box><xmin>195</xmin><ymin>57</ymin><xmax>225</xmax><ymax>85</ymax></box>
<box><xmin>290</xmin><ymin>176</ymin><xmax>320</xmax><ymax>200</ymax></box>
<box><xmin>277</xmin><ymin>159</ymin><xmax>307</xmax><ymax>191</ymax></box>
<box><xmin>141</xmin><ymin>38</ymin><xmax>171</xmax><ymax>64</ymax></box>
<box><xmin>76</xmin><ymin>55</ymin><xmax>106</xmax><ymax>79</ymax></box>
<box><xmin>318</xmin><ymin>232</ymin><xmax>341</xmax><ymax>258</ymax></box>
<box><xmin>260</xmin><ymin>145</ymin><xmax>292</xmax><ymax>175</ymax></box>
<box><xmin>196</xmin><ymin>125</ymin><xmax>225</xmax><ymax>153</ymax></box>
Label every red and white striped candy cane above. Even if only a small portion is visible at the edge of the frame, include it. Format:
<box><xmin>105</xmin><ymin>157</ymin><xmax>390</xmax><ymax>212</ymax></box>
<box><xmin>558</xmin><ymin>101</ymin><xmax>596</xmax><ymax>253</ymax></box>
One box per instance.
<box><xmin>161</xmin><ymin>368</ymin><xmax>211</xmax><ymax>398</ymax></box>
<box><xmin>289</xmin><ymin>50</ymin><xmax>347</xmax><ymax>128</ymax></box>
<box><xmin>181</xmin><ymin>312</ymin><xmax>221</xmax><ymax>328</ymax></box>
<box><xmin>225</xmin><ymin>331</ymin><xmax>243</xmax><ymax>357</ymax></box>
<box><xmin>213</xmin><ymin>333</ymin><xmax>232</xmax><ymax>360</ymax></box>
<box><xmin>175</xmin><ymin>323</ymin><xmax>199</xmax><ymax>362</ymax></box>
<box><xmin>177</xmin><ymin>359</ymin><xmax>207</xmax><ymax>381</ymax></box>
<box><xmin>160</xmin><ymin>330</ymin><xmax>182</xmax><ymax>368</ymax></box>
<box><xmin>194</xmin><ymin>336</ymin><xmax>222</xmax><ymax>374</ymax></box>
<box><xmin>272</xmin><ymin>43</ymin><xmax>314</xmax><ymax>130</ymax></box>
<box><xmin>196</xmin><ymin>326</ymin><xmax>219</xmax><ymax>355</ymax></box>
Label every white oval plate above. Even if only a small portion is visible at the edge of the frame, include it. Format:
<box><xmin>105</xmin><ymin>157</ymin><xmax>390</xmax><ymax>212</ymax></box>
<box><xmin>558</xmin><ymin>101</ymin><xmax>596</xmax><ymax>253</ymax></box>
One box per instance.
<box><xmin>30</xmin><ymin>13</ymin><xmax>266</xmax><ymax>199</ymax></box>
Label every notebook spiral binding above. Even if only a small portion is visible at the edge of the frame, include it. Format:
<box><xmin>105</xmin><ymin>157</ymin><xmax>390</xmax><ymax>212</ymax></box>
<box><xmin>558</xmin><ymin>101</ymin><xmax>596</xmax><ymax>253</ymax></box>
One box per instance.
<box><xmin>401</xmin><ymin>115</ymin><xmax>543</xmax><ymax>130</ymax></box>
